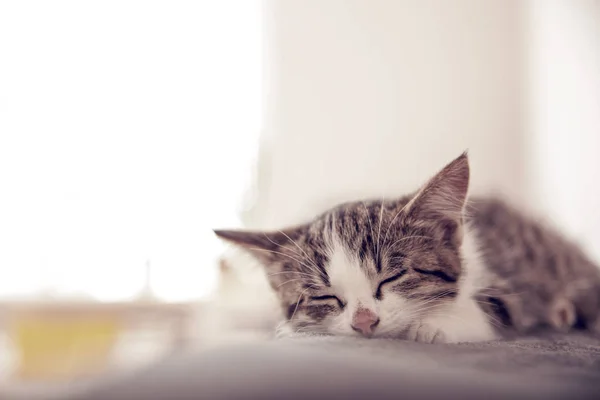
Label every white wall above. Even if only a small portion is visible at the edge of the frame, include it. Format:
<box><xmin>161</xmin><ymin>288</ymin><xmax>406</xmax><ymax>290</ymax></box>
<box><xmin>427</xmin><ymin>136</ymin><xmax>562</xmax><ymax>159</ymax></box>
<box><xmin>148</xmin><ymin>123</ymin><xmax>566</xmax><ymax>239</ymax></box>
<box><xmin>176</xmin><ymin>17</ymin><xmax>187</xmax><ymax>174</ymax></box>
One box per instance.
<box><xmin>528</xmin><ymin>0</ymin><xmax>600</xmax><ymax>261</ymax></box>
<box><xmin>257</xmin><ymin>0</ymin><xmax>526</xmax><ymax>228</ymax></box>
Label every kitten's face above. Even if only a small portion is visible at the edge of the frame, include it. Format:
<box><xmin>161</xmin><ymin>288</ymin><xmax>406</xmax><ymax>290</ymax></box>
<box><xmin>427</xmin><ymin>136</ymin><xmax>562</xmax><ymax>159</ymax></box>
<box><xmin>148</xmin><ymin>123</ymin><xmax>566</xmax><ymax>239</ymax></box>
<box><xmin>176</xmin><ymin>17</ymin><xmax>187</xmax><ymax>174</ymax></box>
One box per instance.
<box><xmin>216</xmin><ymin>153</ymin><xmax>470</xmax><ymax>338</ymax></box>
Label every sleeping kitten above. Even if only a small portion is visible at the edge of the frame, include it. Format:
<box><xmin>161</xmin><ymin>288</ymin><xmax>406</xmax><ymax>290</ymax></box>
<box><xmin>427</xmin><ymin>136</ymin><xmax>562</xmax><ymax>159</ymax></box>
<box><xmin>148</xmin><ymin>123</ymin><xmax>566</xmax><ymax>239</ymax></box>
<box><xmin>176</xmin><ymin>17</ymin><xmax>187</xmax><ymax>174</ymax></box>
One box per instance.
<box><xmin>214</xmin><ymin>153</ymin><xmax>600</xmax><ymax>343</ymax></box>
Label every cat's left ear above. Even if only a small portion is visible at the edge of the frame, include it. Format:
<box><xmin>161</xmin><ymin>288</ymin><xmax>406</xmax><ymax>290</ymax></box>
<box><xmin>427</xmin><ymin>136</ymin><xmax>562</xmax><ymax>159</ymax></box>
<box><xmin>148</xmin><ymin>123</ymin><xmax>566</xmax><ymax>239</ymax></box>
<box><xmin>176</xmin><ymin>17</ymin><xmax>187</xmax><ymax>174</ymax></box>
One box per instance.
<box><xmin>213</xmin><ymin>226</ymin><xmax>305</xmax><ymax>266</ymax></box>
<box><xmin>404</xmin><ymin>152</ymin><xmax>470</xmax><ymax>241</ymax></box>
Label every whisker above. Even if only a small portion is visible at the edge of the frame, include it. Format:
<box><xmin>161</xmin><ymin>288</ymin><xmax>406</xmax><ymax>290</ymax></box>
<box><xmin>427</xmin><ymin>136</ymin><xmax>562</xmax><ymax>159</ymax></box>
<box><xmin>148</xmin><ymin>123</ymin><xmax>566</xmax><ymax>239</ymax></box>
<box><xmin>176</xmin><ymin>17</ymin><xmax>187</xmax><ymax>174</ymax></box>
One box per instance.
<box><xmin>417</xmin><ymin>290</ymin><xmax>458</xmax><ymax>304</ymax></box>
<box><xmin>473</xmin><ymin>299</ymin><xmax>509</xmax><ymax>308</ymax></box>
<box><xmin>290</xmin><ymin>285</ymin><xmax>315</xmax><ymax>321</ymax></box>
<box><xmin>261</xmin><ymin>232</ymin><xmax>306</xmax><ymax>261</ymax></box>
<box><xmin>410</xmin><ymin>303</ymin><xmax>448</xmax><ymax>315</ymax></box>
<box><xmin>481</xmin><ymin>314</ymin><xmax>505</xmax><ymax>330</ymax></box>
<box><xmin>384</xmin><ymin>235</ymin><xmax>434</xmax><ymax>256</ymax></box>
<box><xmin>261</xmin><ymin>232</ymin><xmax>322</xmax><ymax>278</ymax></box>
<box><xmin>361</xmin><ymin>201</ymin><xmax>377</xmax><ymax>259</ymax></box>
<box><xmin>277</xmin><ymin>230</ymin><xmax>322</xmax><ymax>272</ymax></box>
<box><xmin>250</xmin><ymin>248</ymin><xmax>322</xmax><ymax>276</ymax></box>
<box><xmin>277</xmin><ymin>278</ymin><xmax>310</xmax><ymax>288</ymax></box>
<box><xmin>376</xmin><ymin>196</ymin><xmax>385</xmax><ymax>263</ymax></box>
<box><xmin>382</xmin><ymin>198</ymin><xmax>412</xmax><ymax>248</ymax></box>
<box><xmin>256</xmin><ymin>239</ymin><xmax>327</xmax><ymax>290</ymax></box>
<box><xmin>266</xmin><ymin>271</ymin><xmax>316</xmax><ymax>278</ymax></box>
<box><xmin>471</xmin><ymin>287</ymin><xmax>529</xmax><ymax>298</ymax></box>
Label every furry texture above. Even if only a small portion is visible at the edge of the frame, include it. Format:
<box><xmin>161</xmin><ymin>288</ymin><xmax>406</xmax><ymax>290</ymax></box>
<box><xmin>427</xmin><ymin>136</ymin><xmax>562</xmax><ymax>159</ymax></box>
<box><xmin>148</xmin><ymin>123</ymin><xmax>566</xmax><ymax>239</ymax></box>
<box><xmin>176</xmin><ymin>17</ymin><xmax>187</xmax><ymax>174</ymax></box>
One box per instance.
<box><xmin>215</xmin><ymin>153</ymin><xmax>600</xmax><ymax>343</ymax></box>
<box><xmin>471</xmin><ymin>198</ymin><xmax>600</xmax><ymax>334</ymax></box>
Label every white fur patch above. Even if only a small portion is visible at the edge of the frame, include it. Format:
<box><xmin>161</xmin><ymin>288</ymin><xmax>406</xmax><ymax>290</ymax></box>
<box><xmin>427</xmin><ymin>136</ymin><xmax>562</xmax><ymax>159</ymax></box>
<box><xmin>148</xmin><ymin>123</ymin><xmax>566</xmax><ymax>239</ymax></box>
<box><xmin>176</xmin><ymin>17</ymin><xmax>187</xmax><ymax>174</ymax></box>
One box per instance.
<box><xmin>324</xmin><ymin>236</ymin><xmax>417</xmax><ymax>338</ymax></box>
<box><xmin>325</xmin><ymin>236</ymin><xmax>377</xmax><ymax>335</ymax></box>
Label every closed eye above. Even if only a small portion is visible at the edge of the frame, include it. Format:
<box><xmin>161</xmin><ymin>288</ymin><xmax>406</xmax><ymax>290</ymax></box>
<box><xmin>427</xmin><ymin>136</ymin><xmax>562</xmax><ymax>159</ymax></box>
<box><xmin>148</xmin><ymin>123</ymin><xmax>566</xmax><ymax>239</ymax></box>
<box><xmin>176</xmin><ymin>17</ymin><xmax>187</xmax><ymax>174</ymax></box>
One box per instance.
<box><xmin>413</xmin><ymin>267</ymin><xmax>457</xmax><ymax>283</ymax></box>
<box><xmin>375</xmin><ymin>270</ymin><xmax>407</xmax><ymax>299</ymax></box>
<box><xmin>310</xmin><ymin>295</ymin><xmax>345</xmax><ymax>309</ymax></box>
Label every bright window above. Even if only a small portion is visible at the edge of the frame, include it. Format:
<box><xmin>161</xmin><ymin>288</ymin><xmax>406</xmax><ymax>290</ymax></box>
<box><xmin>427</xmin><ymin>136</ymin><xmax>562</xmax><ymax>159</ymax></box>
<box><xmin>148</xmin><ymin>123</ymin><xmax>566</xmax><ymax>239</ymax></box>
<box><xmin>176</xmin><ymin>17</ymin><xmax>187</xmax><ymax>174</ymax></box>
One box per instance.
<box><xmin>0</xmin><ymin>1</ymin><xmax>262</xmax><ymax>301</ymax></box>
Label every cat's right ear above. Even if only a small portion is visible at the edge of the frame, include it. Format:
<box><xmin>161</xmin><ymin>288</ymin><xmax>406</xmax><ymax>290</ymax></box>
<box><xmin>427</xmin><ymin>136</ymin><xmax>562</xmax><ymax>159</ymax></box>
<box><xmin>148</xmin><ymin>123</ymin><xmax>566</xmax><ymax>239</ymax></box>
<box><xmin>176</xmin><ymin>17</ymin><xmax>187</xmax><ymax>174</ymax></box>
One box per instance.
<box><xmin>214</xmin><ymin>227</ymin><xmax>303</xmax><ymax>264</ymax></box>
<box><xmin>404</xmin><ymin>151</ymin><xmax>470</xmax><ymax>222</ymax></box>
<box><xmin>402</xmin><ymin>152</ymin><xmax>470</xmax><ymax>247</ymax></box>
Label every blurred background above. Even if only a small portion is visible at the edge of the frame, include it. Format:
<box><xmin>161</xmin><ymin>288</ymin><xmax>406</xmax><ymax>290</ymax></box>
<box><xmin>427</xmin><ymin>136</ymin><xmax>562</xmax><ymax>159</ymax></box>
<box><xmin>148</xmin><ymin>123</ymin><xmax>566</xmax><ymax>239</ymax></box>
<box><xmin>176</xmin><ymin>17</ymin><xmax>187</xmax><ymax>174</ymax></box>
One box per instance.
<box><xmin>0</xmin><ymin>0</ymin><xmax>599</xmax><ymax>394</ymax></box>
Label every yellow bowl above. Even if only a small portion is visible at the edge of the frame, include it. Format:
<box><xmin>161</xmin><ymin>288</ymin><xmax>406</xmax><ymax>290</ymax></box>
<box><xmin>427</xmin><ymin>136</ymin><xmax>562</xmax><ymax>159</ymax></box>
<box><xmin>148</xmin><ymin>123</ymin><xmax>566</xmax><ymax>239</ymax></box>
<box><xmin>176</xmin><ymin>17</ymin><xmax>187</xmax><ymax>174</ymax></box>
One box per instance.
<box><xmin>11</xmin><ymin>315</ymin><xmax>120</xmax><ymax>381</ymax></box>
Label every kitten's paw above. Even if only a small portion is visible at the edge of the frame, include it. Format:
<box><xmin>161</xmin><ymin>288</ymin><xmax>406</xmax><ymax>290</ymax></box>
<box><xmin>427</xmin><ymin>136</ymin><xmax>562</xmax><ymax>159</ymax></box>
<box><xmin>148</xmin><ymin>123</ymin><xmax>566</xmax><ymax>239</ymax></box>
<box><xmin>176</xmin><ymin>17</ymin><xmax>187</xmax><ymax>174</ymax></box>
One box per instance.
<box><xmin>276</xmin><ymin>323</ymin><xmax>327</xmax><ymax>339</ymax></box>
<box><xmin>406</xmin><ymin>323</ymin><xmax>447</xmax><ymax>344</ymax></box>
<box><xmin>278</xmin><ymin>331</ymin><xmax>318</xmax><ymax>339</ymax></box>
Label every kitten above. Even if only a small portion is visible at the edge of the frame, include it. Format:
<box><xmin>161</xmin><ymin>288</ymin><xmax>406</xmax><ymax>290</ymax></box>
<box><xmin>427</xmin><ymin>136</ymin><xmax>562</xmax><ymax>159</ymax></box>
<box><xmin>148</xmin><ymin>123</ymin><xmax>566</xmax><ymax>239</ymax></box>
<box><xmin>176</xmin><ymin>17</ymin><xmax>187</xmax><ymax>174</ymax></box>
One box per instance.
<box><xmin>214</xmin><ymin>153</ymin><xmax>600</xmax><ymax>343</ymax></box>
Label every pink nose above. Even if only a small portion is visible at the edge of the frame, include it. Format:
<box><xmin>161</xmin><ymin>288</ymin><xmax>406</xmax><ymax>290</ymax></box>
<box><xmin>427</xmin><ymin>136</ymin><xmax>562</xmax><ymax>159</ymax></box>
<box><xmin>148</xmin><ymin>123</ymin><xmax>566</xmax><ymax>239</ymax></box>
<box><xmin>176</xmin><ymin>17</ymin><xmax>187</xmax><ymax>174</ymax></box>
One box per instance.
<box><xmin>351</xmin><ymin>308</ymin><xmax>380</xmax><ymax>337</ymax></box>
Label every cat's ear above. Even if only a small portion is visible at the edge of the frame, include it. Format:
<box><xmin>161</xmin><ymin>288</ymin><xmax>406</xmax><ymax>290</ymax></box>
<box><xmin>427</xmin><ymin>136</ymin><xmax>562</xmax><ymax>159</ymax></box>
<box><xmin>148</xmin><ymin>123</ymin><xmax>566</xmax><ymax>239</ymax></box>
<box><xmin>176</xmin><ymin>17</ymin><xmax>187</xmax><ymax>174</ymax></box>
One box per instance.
<box><xmin>404</xmin><ymin>152</ymin><xmax>470</xmax><ymax>236</ymax></box>
<box><xmin>214</xmin><ymin>227</ymin><xmax>304</xmax><ymax>264</ymax></box>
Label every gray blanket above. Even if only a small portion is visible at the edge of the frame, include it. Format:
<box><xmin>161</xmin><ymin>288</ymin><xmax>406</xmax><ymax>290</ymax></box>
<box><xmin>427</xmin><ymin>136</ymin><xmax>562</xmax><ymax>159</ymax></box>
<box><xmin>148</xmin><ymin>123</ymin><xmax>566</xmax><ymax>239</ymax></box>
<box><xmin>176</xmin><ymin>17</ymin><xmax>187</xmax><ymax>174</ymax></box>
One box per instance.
<box><xmin>14</xmin><ymin>335</ymin><xmax>600</xmax><ymax>400</ymax></box>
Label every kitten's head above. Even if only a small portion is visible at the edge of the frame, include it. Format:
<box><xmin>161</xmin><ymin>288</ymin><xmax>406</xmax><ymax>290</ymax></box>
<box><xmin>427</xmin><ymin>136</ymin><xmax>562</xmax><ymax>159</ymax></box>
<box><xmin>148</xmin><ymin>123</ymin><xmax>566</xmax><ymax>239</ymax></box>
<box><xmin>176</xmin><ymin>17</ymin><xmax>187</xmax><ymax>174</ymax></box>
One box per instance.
<box><xmin>215</xmin><ymin>153</ymin><xmax>470</xmax><ymax>338</ymax></box>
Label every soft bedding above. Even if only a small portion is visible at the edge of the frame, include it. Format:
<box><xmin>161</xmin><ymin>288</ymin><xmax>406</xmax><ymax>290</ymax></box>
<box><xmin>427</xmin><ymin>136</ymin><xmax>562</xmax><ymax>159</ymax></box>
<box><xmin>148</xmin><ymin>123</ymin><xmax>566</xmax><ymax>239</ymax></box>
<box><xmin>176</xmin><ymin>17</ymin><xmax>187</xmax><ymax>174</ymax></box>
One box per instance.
<box><xmin>19</xmin><ymin>334</ymin><xmax>600</xmax><ymax>400</ymax></box>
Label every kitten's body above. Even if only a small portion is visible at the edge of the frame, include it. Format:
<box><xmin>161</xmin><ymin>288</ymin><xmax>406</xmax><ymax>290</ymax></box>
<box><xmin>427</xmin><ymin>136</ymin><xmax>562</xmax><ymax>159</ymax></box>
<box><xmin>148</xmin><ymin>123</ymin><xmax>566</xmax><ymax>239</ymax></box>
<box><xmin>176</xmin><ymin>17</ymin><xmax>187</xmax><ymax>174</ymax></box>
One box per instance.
<box><xmin>471</xmin><ymin>198</ymin><xmax>600</xmax><ymax>335</ymax></box>
<box><xmin>215</xmin><ymin>154</ymin><xmax>600</xmax><ymax>343</ymax></box>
